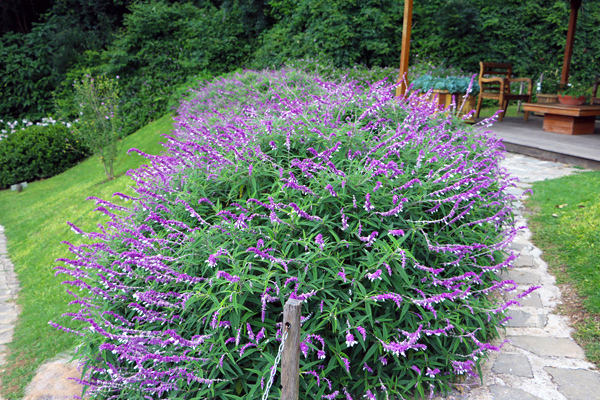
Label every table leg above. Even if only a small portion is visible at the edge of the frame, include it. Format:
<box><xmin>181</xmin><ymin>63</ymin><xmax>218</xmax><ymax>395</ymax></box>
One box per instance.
<box><xmin>542</xmin><ymin>113</ymin><xmax>596</xmax><ymax>135</ymax></box>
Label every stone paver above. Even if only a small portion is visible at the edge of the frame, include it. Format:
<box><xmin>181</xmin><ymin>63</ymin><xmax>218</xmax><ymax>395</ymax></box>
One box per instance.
<box><xmin>489</xmin><ymin>385</ymin><xmax>542</xmax><ymax>400</ymax></box>
<box><xmin>505</xmin><ymin>310</ymin><xmax>547</xmax><ymax>328</ymax></box>
<box><xmin>510</xmin><ymin>336</ymin><xmax>586</xmax><ymax>359</ymax></box>
<box><xmin>544</xmin><ymin>367</ymin><xmax>600</xmax><ymax>400</ymax></box>
<box><xmin>504</xmin><ymin>269</ymin><xmax>542</xmax><ymax>285</ymax></box>
<box><xmin>492</xmin><ymin>353</ymin><xmax>533</xmax><ymax>377</ymax></box>
<box><xmin>22</xmin><ymin>355</ymin><xmax>81</xmax><ymax>400</ymax></box>
<box><xmin>513</xmin><ymin>254</ymin><xmax>535</xmax><ymax>268</ymax></box>
<box><xmin>505</xmin><ymin>290</ymin><xmax>543</xmax><ymax>308</ymax></box>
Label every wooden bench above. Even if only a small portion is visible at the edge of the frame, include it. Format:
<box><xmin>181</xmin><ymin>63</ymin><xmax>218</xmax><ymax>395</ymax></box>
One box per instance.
<box><xmin>522</xmin><ymin>103</ymin><xmax>600</xmax><ymax>135</ymax></box>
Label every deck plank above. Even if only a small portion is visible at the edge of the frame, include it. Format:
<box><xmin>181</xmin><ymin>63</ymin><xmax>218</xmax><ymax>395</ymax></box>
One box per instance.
<box><xmin>478</xmin><ymin>115</ymin><xmax>600</xmax><ymax>168</ymax></box>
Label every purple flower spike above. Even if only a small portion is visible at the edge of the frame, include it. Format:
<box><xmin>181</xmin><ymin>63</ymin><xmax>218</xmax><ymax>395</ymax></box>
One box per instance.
<box><xmin>341</xmin><ymin>208</ymin><xmax>349</xmax><ymax>230</ymax></box>
<box><xmin>315</xmin><ymin>234</ymin><xmax>325</xmax><ymax>250</ymax></box>
<box><xmin>325</xmin><ymin>184</ymin><xmax>337</xmax><ymax>197</ymax></box>
<box><xmin>345</xmin><ymin>332</ymin><xmax>357</xmax><ymax>347</ymax></box>
<box><xmin>366</xmin><ymin>269</ymin><xmax>382</xmax><ymax>281</ymax></box>
<box><xmin>206</xmin><ymin>254</ymin><xmax>218</xmax><ymax>268</ymax></box>
<box><xmin>356</xmin><ymin>326</ymin><xmax>367</xmax><ymax>341</ymax></box>
<box><xmin>341</xmin><ymin>356</ymin><xmax>350</xmax><ymax>373</ymax></box>
<box><xmin>363</xmin><ymin>193</ymin><xmax>374</xmax><ymax>211</ymax></box>
<box><xmin>216</xmin><ymin>271</ymin><xmax>240</xmax><ymax>283</ymax></box>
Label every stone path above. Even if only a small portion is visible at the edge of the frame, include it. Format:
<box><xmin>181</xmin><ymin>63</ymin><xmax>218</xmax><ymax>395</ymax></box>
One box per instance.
<box><xmin>1</xmin><ymin>153</ymin><xmax>599</xmax><ymax>399</ymax></box>
<box><xmin>436</xmin><ymin>153</ymin><xmax>600</xmax><ymax>400</ymax></box>
<box><xmin>0</xmin><ymin>225</ymin><xmax>19</xmax><ymax>399</ymax></box>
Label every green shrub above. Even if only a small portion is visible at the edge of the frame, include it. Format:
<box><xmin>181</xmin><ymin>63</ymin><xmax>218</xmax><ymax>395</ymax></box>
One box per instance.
<box><xmin>0</xmin><ymin>121</ymin><xmax>90</xmax><ymax>188</ymax></box>
<box><xmin>56</xmin><ymin>68</ymin><xmax>530</xmax><ymax>399</ymax></box>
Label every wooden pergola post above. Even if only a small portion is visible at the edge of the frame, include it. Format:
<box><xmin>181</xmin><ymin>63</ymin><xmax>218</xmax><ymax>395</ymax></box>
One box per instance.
<box><xmin>395</xmin><ymin>0</ymin><xmax>413</xmax><ymax>97</ymax></box>
<box><xmin>560</xmin><ymin>0</ymin><xmax>582</xmax><ymax>86</ymax></box>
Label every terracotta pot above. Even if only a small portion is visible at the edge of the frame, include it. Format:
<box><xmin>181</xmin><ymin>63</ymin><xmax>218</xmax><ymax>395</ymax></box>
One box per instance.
<box><xmin>557</xmin><ymin>95</ymin><xmax>586</xmax><ymax>106</ymax></box>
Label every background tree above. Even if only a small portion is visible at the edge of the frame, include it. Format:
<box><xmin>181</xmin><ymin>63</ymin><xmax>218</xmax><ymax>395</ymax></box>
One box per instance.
<box><xmin>73</xmin><ymin>74</ymin><xmax>122</xmax><ymax>181</ymax></box>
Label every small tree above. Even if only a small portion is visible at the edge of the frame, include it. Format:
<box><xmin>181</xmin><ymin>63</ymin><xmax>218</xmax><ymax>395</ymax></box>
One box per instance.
<box><xmin>73</xmin><ymin>74</ymin><xmax>121</xmax><ymax>180</ymax></box>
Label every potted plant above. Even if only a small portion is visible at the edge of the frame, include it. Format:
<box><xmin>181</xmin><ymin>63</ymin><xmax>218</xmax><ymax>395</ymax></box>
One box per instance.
<box><xmin>558</xmin><ymin>82</ymin><xmax>588</xmax><ymax>106</ymax></box>
<box><xmin>536</xmin><ymin>70</ymin><xmax>560</xmax><ymax>105</ymax></box>
<box><xmin>410</xmin><ymin>74</ymin><xmax>480</xmax><ymax>123</ymax></box>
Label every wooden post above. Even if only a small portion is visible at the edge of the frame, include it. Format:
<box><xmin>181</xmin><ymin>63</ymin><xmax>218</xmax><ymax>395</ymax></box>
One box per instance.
<box><xmin>281</xmin><ymin>298</ymin><xmax>302</xmax><ymax>400</ymax></box>
<box><xmin>395</xmin><ymin>0</ymin><xmax>413</xmax><ymax>97</ymax></box>
<box><xmin>560</xmin><ymin>0</ymin><xmax>582</xmax><ymax>86</ymax></box>
<box><xmin>517</xmin><ymin>82</ymin><xmax>524</xmax><ymax>114</ymax></box>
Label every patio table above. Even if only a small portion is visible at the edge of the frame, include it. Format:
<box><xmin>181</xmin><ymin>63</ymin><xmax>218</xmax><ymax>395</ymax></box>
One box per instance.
<box><xmin>522</xmin><ymin>103</ymin><xmax>600</xmax><ymax>135</ymax></box>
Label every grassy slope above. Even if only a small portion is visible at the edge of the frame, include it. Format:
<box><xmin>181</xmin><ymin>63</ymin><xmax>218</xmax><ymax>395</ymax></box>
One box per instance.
<box><xmin>0</xmin><ymin>114</ymin><xmax>174</xmax><ymax>399</ymax></box>
<box><xmin>526</xmin><ymin>171</ymin><xmax>600</xmax><ymax>365</ymax></box>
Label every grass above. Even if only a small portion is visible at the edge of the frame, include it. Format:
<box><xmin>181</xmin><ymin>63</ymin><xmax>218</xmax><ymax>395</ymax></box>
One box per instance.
<box><xmin>526</xmin><ymin>170</ymin><xmax>600</xmax><ymax>365</ymax></box>
<box><xmin>476</xmin><ymin>103</ymin><xmax>529</xmax><ymax>119</ymax></box>
<box><xmin>0</xmin><ymin>114</ymin><xmax>174</xmax><ymax>399</ymax></box>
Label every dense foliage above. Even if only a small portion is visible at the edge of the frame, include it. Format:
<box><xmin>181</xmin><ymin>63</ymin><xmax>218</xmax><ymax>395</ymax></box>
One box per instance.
<box><xmin>0</xmin><ymin>120</ymin><xmax>90</xmax><ymax>188</ymax></box>
<box><xmin>2</xmin><ymin>0</ymin><xmax>600</xmax><ymax>135</ymax></box>
<box><xmin>54</xmin><ymin>68</ymin><xmax>534</xmax><ymax>399</ymax></box>
<box><xmin>97</xmin><ymin>0</ymin><xmax>253</xmax><ymax>135</ymax></box>
<box><xmin>0</xmin><ymin>24</ymin><xmax>58</xmax><ymax>120</ymax></box>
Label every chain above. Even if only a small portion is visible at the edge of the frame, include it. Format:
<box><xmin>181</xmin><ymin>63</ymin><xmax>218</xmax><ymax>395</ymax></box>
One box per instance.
<box><xmin>261</xmin><ymin>322</ymin><xmax>290</xmax><ymax>400</ymax></box>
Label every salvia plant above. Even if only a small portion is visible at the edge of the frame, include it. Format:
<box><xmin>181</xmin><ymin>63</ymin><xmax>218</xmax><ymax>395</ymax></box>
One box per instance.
<box><xmin>54</xmin><ymin>68</ymin><xmax>535</xmax><ymax>399</ymax></box>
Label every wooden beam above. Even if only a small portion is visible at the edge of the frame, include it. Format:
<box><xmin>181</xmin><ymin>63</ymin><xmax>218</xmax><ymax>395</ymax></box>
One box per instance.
<box><xmin>561</xmin><ymin>0</ymin><xmax>582</xmax><ymax>86</ymax></box>
<box><xmin>280</xmin><ymin>298</ymin><xmax>302</xmax><ymax>400</ymax></box>
<box><xmin>396</xmin><ymin>0</ymin><xmax>413</xmax><ymax>97</ymax></box>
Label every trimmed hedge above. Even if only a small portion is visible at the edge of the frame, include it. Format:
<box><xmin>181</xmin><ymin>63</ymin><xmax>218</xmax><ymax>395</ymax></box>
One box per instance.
<box><xmin>0</xmin><ymin>123</ymin><xmax>90</xmax><ymax>188</ymax></box>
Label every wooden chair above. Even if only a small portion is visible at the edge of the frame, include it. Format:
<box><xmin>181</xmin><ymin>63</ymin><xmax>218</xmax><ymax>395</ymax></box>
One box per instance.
<box><xmin>592</xmin><ymin>77</ymin><xmax>600</xmax><ymax>105</ymax></box>
<box><xmin>475</xmin><ymin>62</ymin><xmax>532</xmax><ymax>122</ymax></box>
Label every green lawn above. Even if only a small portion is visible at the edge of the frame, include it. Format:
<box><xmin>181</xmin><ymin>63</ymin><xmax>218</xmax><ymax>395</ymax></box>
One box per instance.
<box><xmin>526</xmin><ymin>171</ymin><xmax>600</xmax><ymax>365</ymax></box>
<box><xmin>0</xmin><ymin>114</ymin><xmax>174</xmax><ymax>398</ymax></box>
<box><xmin>476</xmin><ymin>103</ymin><xmax>529</xmax><ymax>119</ymax></box>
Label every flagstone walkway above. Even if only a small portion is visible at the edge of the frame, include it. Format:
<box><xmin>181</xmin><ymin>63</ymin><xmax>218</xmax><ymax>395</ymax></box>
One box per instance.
<box><xmin>437</xmin><ymin>153</ymin><xmax>600</xmax><ymax>400</ymax></box>
<box><xmin>0</xmin><ymin>153</ymin><xmax>599</xmax><ymax>399</ymax></box>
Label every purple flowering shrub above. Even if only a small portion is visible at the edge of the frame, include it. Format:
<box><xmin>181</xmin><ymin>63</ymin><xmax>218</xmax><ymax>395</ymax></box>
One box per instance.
<box><xmin>54</xmin><ymin>69</ymin><xmax>531</xmax><ymax>399</ymax></box>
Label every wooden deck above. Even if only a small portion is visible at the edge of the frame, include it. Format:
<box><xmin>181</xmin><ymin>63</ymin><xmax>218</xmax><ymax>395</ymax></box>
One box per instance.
<box><xmin>479</xmin><ymin>114</ymin><xmax>600</xmax><ymax>170</ymax></box>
